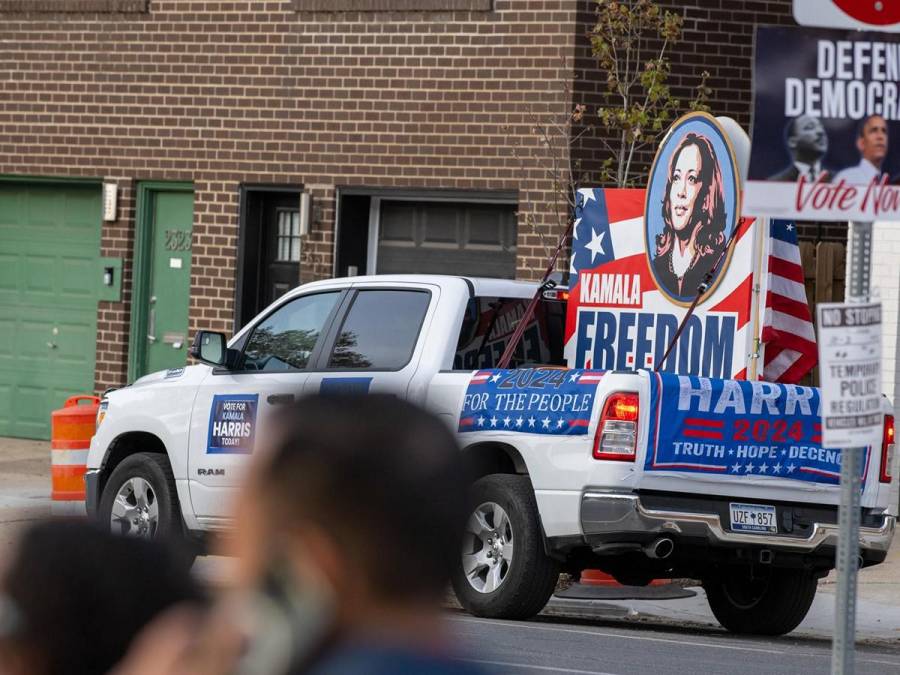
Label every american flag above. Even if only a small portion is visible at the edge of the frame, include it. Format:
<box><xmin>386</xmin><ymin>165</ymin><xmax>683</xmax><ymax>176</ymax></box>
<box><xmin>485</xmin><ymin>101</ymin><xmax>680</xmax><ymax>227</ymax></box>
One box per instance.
<box><xmin>761</xmin><ymin>219</ymin><xmax>817</xmax><ymax>383</ymax></box>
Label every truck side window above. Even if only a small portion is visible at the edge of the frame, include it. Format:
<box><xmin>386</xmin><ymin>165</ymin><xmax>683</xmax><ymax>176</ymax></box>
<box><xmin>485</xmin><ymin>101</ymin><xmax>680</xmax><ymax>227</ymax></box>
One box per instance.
<box><xmin>242</xmin><ymin>292</ymin><xmax>340</xmax><ymax>371</ymax></box>
<box><xmin>328</xmin><ymin>290</ymin><xmax>430</xmax><ymax>370</ymax></box>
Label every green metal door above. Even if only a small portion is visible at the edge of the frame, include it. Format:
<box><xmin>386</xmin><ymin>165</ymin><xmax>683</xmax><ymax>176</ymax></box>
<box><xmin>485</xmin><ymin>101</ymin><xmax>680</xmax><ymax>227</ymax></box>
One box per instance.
<box><xmin>0</xmin><ymin>182</ymin><xmax>102</xmax><ymax>439</ymax></box>
<box><xmin>132</xmin><ymin>185</ymin><xmax>194</xmax><ymax>378</ymax></box>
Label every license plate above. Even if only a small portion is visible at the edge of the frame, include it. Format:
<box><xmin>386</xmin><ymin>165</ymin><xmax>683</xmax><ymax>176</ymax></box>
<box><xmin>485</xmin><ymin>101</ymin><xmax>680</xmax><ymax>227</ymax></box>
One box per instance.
<box><xmin>729</xmin><ymin>502</ymin><xmax>777</xmax><ymax>533</ymax></box>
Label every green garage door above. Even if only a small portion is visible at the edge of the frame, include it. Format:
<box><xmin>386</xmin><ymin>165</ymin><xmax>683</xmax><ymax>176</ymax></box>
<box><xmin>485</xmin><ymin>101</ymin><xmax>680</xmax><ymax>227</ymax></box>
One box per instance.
<box><xmin>0</xmin><ymin>183</ymin><xmax>102</xmax><ymax>439</ymax></box>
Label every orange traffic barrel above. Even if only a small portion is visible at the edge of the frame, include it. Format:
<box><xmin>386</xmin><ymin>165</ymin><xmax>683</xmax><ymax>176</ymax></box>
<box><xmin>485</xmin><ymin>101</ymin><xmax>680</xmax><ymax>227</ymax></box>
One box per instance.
<box><xmin>580</xmin><ymin>569</ymin><xmax>670</xmax><ymax>587</ymax></box>
<box><xmin>50</xmin><ymin>395</ymin><xmax>100</xmax><ymax>517</ymax></box>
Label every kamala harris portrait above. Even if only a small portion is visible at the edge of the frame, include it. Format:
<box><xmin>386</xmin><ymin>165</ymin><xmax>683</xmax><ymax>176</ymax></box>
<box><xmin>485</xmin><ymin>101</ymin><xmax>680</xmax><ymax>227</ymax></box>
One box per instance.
<box><xmin>645</xmin><ymin>113</ymin><xmax>740</xmax><ymax>305</ymax></box>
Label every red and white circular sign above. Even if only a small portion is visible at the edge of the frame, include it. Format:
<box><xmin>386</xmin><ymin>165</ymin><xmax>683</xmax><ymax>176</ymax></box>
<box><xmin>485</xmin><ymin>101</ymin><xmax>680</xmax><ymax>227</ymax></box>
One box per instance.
<box><xmin>794</xmin><ymin>0</ymin><xmax>900</xmax><ymax>31</ymax></box>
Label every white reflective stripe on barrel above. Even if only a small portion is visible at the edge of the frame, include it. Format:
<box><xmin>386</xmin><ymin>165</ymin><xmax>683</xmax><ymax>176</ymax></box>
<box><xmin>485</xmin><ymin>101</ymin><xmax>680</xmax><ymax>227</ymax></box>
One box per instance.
<box><xmin>50</xmin><ymin>449</ymin><xmax>90</xmax><ymax>466</ymax></box>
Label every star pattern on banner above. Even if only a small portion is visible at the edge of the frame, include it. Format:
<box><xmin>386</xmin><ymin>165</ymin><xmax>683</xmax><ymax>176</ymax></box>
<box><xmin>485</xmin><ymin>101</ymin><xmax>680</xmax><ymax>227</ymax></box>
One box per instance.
<box><xmin>571</xmin><ymin>188</ymin><xmax>615</xmax><ymax>274</ymax></box>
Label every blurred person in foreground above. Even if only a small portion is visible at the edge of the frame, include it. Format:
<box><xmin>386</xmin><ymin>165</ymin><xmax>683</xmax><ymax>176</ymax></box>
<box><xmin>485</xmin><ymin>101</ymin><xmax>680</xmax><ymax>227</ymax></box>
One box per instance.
<box><xmin>116</xmin><ymin>394</ymin><xmax>485</xmax><ymax>675</ymax></box>
<box><xmin>0</xmin><ymin>520</ymin><xmax>204</xmax><ymax>675</ymax></box>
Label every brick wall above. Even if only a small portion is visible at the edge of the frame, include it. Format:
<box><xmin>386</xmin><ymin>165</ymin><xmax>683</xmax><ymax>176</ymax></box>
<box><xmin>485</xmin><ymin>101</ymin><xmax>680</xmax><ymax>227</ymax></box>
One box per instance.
<box><xmin>0</xmin><ymin>0</ymin><xmax>578</xmax><ymax>391</ymax></box>
<box><xmin>1</xmin><ymin>0</ymin><xmax>864</xmax><ymax>394</ymax></box>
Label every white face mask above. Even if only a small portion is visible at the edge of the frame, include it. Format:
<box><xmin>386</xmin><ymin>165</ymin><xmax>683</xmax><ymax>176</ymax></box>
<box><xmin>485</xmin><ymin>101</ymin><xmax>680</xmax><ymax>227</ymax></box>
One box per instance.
<box><xmin>230</xmin><ymin>556</ymin><xmax>337</xmax><ymax>675</ymax></box>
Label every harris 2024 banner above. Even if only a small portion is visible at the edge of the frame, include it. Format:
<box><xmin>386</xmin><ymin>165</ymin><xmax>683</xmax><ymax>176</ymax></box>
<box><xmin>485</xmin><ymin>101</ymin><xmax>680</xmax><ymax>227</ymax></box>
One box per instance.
<box><xmin>745</xmin><ymin>26</ymin><xmax>900</xmax><ymax>221</ymax></box>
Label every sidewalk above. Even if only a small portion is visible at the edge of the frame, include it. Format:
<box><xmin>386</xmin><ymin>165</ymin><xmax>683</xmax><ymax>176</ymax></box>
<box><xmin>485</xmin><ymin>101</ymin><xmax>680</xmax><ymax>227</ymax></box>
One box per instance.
<box><xmin>0</xmin><ymin>437</ymin><xmax>51</xmax><ymax>558</ymax></box>
<box><xmin>2</xmin><ymin>437</ymin><xmax>899</xmax><ymax>644</ymax></box>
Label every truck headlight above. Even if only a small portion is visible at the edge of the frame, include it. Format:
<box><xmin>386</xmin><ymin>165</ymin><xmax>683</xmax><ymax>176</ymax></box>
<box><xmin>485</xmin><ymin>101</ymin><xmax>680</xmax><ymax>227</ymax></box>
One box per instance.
<box><xmin>96</xmin><ymin>400</ymin><xmax>109</xmax><ymax>430</ymax></box>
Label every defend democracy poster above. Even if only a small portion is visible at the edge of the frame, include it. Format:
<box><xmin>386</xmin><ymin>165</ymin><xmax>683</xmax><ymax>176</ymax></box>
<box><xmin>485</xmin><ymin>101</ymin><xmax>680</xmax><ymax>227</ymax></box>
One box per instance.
<box><xmin>745</xmin><ymin>26</ymin><xmax>900</xmax><ymax>221</ymax></box>
<box><xmin>563</xmin><ymin>115</ymin><xmax>762</xmax><ymax>380</ymax></box>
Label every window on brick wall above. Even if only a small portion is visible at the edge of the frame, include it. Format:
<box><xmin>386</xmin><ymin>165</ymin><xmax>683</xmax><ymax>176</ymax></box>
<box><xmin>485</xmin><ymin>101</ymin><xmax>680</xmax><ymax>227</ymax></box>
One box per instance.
<box><xmin>334</xmin><ymin>190</ymin><xmax>517</xmax><ymax>280</ymax></box>
<box><xmin>291</xmin><ymin>0</ymin><xmax>491</xmax><ymax>11</ymax></box>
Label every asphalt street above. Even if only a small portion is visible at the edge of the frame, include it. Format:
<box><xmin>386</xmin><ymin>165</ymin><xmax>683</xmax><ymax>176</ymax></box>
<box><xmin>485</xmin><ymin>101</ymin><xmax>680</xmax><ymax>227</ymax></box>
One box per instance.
<box><xmin>447</xmin><ymin>613</ymin><xmax>900</xmax><ymax>675</ymax></box>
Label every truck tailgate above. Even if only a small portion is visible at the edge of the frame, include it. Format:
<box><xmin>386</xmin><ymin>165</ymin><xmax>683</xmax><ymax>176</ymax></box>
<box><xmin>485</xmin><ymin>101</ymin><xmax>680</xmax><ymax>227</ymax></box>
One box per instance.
<box><xmin>633</xmin><ymin>371</ymin><xmax>889</xmax><ymax>510</ymax></box>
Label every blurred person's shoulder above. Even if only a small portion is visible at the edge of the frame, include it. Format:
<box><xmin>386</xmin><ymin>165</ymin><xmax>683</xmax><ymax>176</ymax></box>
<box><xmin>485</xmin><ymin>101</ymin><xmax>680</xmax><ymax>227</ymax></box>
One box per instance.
<box><xmin>301</xmin><ymin>642</ymin><xmax>489</xmax><ymax>675</ymax></box>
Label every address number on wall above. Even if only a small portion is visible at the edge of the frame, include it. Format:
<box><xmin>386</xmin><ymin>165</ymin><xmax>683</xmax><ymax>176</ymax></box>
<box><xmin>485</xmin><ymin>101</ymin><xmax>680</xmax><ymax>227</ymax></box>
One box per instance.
<box><xmin>164</xmin><ymin>229</ymin><xmax>192</xmax><ymax>251</ymax></box>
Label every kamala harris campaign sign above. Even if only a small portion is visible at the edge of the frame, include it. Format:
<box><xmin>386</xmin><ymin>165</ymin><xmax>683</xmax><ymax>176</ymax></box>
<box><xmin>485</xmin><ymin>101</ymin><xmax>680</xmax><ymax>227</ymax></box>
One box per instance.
<box><xmin>745</xmin><ymin>26</ymin><xmax>900</xmax><ymax>221</ymax></box>
<box><xmin>644</xmin><ymin>372</ymin><xmax>870</xmax><ymax>487</ymax></box>
<box><xmin>564</xmin><ymin>113</ymin><xmax>761</xmax><ymax>380</ymax></box>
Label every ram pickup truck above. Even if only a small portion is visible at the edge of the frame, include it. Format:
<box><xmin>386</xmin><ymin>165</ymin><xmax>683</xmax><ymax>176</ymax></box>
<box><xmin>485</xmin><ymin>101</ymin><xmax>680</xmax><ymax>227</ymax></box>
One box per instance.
<box><xmin>87</xmin><ymin>275</ymin><xmax>897</xmax><ymax>635</ymax></box>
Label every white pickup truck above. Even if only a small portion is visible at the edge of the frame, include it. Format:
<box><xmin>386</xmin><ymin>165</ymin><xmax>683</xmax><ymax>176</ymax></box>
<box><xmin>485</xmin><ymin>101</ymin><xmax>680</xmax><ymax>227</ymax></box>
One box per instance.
<box><xmin>87</xmin><ymin>275</ymin><xmax>897</xmax><ymax>636</ymax></box>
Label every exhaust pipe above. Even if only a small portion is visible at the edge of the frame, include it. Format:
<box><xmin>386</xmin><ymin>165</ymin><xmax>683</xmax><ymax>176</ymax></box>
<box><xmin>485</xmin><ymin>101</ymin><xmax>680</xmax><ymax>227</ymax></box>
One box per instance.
<box><xmin>644</xmin><ymin>537</ymin><xmax>674</xmax><ymax>560</ymax></box>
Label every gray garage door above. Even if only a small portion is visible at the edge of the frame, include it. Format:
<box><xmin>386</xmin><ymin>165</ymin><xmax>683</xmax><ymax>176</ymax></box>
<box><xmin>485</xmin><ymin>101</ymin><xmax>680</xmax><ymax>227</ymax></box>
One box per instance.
<box><xmin>376</xmin><ymin>201</ymin><xmax>517</xmax><ymax>279</ymax></box>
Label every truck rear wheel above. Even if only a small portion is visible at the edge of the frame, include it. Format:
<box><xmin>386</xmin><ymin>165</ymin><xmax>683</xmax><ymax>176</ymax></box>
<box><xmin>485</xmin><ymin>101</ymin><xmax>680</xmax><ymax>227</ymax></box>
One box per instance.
<box><xmin>704</xmin><ymin>566</ymin><xmax>817</xmax><ymax>635</ymax></box>
<box><xmin>98</xmin><ymin>452</ymin><xmax>183</xmax><ymax>541</ymax></box>
<box><xmin>451</xmin><ymin>474</ymin><xmax>559</xmax><ymax>620</ymax></box>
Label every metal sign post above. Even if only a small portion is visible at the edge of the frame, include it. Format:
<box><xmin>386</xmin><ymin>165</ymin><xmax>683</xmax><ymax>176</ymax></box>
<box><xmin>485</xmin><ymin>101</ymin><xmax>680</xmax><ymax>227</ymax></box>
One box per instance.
<box><xmin>830</xmin><ymin>221</ymin><xmax>874</xmax><ymax>675</ymax></box>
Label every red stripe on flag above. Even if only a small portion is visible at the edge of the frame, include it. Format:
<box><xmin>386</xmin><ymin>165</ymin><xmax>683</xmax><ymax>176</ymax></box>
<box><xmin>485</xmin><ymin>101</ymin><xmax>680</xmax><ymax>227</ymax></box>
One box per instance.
<box><xmin>766</xmin><ymin>292</ymin><xmax>814</xmax><ymax>322</ymax></box>
<box><xmin>800</xmin><ymin>466</ymin><xmax>839</xmax><ymax>478</ymax></box>
<box><xmin>762</xmin><ymin>222</ymin><xmax>817</xmax><ymax>384</ymax></box>
<box><xmin>777</xmin><ymin>353</ymin><xmax>819</xmax><ymax>384</ymax></box>
<box><xmin>769</xmin><ymin>333</ymin><xmax>817</xmax><ymax>355</ymax></box>
<box><xmin>603</xmin><ymin>188</ymin><xmax>646</xmax><ymax>224</ymax></box>
<box><xmin>762</xmin><ymin>344</ymin><xmax>785</xmax><ymax>367</ymax></box>
<box><xmin>569</xmin><ymin>419</ymin><xmax>590</xmax><ymax>427</ymax></box>
<box><xmin>769</xmin><ymin>258</ymin><xmax>805</xmax><ymax>285</ymax></box>
<box><xmin>684</xmin><ymin>418</ymin><xmax>725</xmax><ymax>428</ymax></box>
<box><xmin>682</xmin><ymin>429</ymin><xmax>724</xmax><ymax>440</ymax></box>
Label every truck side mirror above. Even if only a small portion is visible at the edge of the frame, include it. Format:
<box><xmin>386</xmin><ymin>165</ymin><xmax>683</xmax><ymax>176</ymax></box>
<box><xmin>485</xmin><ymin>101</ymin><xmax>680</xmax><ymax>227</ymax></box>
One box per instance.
<box><xmin>190</xmin><ymin>331</ymin><xmax>227</xmax><ymax>366</ymax></box>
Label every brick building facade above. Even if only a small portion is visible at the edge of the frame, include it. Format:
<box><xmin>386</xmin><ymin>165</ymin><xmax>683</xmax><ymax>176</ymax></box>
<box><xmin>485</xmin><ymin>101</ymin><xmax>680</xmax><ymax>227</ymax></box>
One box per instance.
<box><xmin>0</xmin><ymin>0</ymin><xmax>856</xmax><ymax>438</ymax></box>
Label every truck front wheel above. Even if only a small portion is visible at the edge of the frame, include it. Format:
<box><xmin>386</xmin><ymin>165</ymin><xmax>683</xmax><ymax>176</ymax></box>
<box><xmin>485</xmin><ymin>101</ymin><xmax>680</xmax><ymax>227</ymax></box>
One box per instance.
<box><xmin>98</xmin><ymin>452</ymin><xmax>183</xmax><ymax>541</ymax></box>
<box><xmin>451</xmin><ymin>474</ymin><xmax>560</xmax><ymax>620</ymax></box>
<box><xmin>704</xmin><ymin>566</ymin><xmax>817</xmax><ymax>635</ymax></box>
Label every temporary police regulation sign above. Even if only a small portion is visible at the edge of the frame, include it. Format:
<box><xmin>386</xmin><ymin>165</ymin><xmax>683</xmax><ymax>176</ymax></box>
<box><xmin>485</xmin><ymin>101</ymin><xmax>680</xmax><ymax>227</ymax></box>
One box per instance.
<box><xmin>564</xmin><ymin>113</ymin><xmax>761</xmax><ymax>380</ymax></box>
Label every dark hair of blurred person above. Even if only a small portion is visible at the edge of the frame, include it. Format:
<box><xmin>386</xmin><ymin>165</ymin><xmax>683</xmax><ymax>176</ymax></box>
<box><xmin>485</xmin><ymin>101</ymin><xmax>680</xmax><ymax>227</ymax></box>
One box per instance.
<box><xmin>229</xmin><ymin>393</ymin><xmax>482</xmax><ymax>675</ymax></box>
<box><xmin>0</xmin><ymin>520</ymin><xmax>204</xmax><ymax>675</ymax></box>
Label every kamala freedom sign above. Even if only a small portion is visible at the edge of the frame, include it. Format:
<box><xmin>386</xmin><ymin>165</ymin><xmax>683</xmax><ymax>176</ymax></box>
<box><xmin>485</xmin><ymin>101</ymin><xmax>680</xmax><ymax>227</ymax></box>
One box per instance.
<box><xmin>745</xmin><ymin>26</ymin><xmax>900</xmax><ymax>220</ymax></box>
<box><xmin>645</xmin><ymin>372</ymin><xmax>869</xmax><ymax>486</ymax></box>
<box><xmin>457</xmin><ymin>368</ymin><xmax>603</xmax><ymax>436</ymax></box>
<box><xmin>564</xmin><ymin>115</ymin><xmax>760</xmax><ymax>380</ymax></box>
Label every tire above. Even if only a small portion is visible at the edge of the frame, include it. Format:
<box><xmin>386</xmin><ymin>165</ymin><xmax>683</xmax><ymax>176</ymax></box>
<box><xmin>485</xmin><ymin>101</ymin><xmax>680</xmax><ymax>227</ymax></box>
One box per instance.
<box><xmin>451</xmin><ymin>474</ymin><xmax>560</xmax><ymax>620</ymax></box>
<box><xmin>98</xmin><ymin>452</ymin><xmax>184</xmax><ymax>542</ymax></box>
<box><xmin>704</xmin><ymin>566</ymin><xmax>817</xmax><ymax>636</ymax></box>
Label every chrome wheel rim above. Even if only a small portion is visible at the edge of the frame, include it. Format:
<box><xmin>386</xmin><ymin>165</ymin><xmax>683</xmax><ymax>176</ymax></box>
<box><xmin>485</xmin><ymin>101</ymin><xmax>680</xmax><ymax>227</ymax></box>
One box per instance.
<box><xmin>110</xmin><ymin>477</ymin><xmax>159</xmax><ymax>539</ymax></box>
<box><xmin>462</xmin><ymin>501</ymin><xmax>514</xmax><ymax>594</ymax></box>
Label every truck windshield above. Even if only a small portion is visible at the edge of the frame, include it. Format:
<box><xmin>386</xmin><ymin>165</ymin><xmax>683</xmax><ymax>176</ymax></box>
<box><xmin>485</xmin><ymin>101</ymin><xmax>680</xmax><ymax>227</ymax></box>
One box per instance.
<box><xmin>453</xmin><ymin>296</ymin><xmax>566</xmax><ymax>370</ymax></box>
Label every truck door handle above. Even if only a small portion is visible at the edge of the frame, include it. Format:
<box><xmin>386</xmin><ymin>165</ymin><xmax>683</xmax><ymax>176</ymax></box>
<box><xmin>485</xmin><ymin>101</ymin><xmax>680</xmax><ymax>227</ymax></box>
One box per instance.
<box><xmin>266</xmin><ymin>394</ymin><xmax>294</xmax><ymax>405</ymax></box>
<box><xmin>148</xmin><ymin>307</ymin><xmax>156</xmax><ymax>343</ymax></box>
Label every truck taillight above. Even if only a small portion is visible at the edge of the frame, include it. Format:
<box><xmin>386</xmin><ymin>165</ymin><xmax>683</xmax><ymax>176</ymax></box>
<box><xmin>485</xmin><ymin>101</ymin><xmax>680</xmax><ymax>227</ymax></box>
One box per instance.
<box><xmin>593</xmin><ymin>392</ymin><xmax>639</xmax><ymax>461</ymax></box>
<box><xmin>880</xmin><ymin>414</ymin><xmax>894</xmax><ymax>484</ymax></box>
